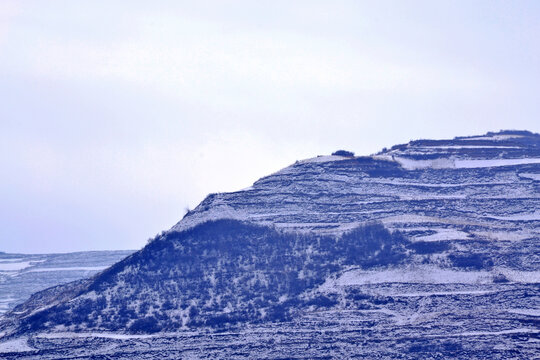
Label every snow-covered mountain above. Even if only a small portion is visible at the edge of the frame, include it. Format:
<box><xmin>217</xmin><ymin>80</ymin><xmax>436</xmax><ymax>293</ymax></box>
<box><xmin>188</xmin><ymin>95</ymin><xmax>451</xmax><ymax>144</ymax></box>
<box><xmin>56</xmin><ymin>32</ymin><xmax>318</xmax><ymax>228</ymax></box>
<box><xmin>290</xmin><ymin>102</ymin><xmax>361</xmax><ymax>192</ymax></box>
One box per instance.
<box><xmin>0</xmin><ymin>130</ymin><xmax>539</xmax><ymax>359</ymax></box>
<box><xmin>176</xmin><ymin>130</ymin><xmax>540</xmax><ymax>239</ymax></box>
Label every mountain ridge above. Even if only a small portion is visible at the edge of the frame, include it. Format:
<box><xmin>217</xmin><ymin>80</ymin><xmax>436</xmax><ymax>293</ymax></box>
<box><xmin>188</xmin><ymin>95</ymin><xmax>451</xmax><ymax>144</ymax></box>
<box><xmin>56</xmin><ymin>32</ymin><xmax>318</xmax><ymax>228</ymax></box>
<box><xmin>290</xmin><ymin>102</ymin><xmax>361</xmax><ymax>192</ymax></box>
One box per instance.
<box><xmin>1</xmin><ymin>130</ymin><xmax>539</xmax><ymax>359</ymax></box>
<box><xmin>172</xmin><ymin>129</ymin><xmax>540</xmax><ymax>236</ymax></box>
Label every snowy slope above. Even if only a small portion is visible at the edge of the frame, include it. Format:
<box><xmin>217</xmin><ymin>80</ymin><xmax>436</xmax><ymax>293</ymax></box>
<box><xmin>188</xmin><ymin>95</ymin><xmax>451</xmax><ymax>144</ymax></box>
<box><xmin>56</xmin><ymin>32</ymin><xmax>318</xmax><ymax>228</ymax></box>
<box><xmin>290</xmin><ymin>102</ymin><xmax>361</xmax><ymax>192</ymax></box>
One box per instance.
<box><xmin>0</xmin><ymin>130</ymin><xmax>539</xmax><ymax>359</ymax></box>
<box><xmin>173</xmin><ymin>130</ymin><xmax>540</xmax><ymax>250</ymax></box>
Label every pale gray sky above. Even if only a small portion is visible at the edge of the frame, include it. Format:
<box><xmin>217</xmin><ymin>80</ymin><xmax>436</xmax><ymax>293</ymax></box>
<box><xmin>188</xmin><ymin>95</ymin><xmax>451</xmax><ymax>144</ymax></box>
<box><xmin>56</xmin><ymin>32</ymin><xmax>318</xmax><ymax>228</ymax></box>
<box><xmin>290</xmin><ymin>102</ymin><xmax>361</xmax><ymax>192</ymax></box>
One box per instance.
<box><xmin>1</xmin><ymin>1</ymin><xmax>539</xmax><ymax>253</ymax></box>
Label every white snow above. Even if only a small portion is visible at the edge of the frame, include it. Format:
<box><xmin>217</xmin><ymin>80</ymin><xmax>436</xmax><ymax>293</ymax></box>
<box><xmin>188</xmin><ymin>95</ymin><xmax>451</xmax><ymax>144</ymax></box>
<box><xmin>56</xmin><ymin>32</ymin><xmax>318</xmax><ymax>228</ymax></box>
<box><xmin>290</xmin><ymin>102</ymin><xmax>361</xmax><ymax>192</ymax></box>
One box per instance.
<box><xmin>300</xmin><ymin>155</ymin><xmax>350</xmax><ymax>164</ymax></box>
<box><xmin>333</xmin><ymin>268</ymin><xmax>492</xmax><ymax>286</ymax></box>
<box><xmin>520</xmin><ymin>173</ymin><xmax>540</xmax><ymax>181</ymax></box>
<box><xmin>391</xmin><ymin>156</ymin><xmax>540</xmax><ymax>170</ymax></box>
<box><xmin>415</xmin><ymin>228</ymin><xmax>471</xmax><ymax>242</ymax></box>
<box><xmin>455</xmin><ymin>158</ymin><xmax>540</xmax><ymax>168</ymax></box>
<box><xmin>322</xmin><ymin>267</ymin><xmax>540</xmax><ymax>289</ymax></box>
<box><xmin>0</xmin><ymin>337</ymin><xmax>35</xmax><ymax>353</ymax></box>
<box><xmin>24</xmin><ymin>266</ymin><xmax>107</xmax><ymax>272</ymax></box>
<box><xmin>172</xmin><ymin>204</ymin><xmax>250</xmax><ymax>232</ymax></box>
<box><xmin>36</xmin><ymin>332</ymin><xmax>156</xmax><ymax>340</ymax></box>
<box><xmin>508</xmin><ymin>308</ymin><xmax>540</xmax><ymax>317</ymax></box>
<box><xmin>381</xmin><ymin>214</ymin><xmax>474</xmax><ymax>227</ymax></box>
<box><xmin>398</xmin><ymin>194</ymin><xmax>468</xmax><ymax>201</ymax></box>
<box><xmin>0</xmin><ymin>261</ymin><xmax>33</xmax><ymax>271</ymax></box>
<box><xmin>473</xmin><ymin>230</ymin><xmax>532</xmax><ymax>242</ymax></box>
<box><xmin>486</xmin><ymin>211</ymin><xmax>540</xmax><ymax>221</ymax></box>
<box><xmin>449</xmin><ymin>328</ymin><xmax>539</xmax><ymax>337</ymax></box>
<box><xmin>364</xmin><ymin>178</ymin><xmax>514</xmax><ymax>188</ymax></box>
<box><xmin>462</xmin><ymin>134</ymin><xmax>525</xmax><ymax>141</ymax></box>
<box><xmin>0</xmin><ymin>297</ymin><xmax>16</xmax><ymax>313</ymax></box>
<box><xmin>420</xmin><ymin>145</ymin><xmax>520</xmax><ymax>149</ymax></box>
<box><xmin>503</xmin><ymin>269</ymin><xmax>540</xmax><ymax>283</ymax></box>
<box><xmin>393</xmin><ymin>157</ymin><xmax>455</xmax><ymax>170</ymax></box>
<box><xmin>393</xmin><ymin>290</ymin><xmax>496</xmax><ymax>297</ymax></box>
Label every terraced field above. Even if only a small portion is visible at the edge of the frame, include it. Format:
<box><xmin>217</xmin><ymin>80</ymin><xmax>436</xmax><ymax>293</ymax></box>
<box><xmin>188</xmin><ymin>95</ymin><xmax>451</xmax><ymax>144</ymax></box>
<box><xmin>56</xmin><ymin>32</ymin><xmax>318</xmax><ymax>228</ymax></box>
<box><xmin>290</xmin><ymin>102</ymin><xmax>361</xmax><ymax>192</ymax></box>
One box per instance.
<box><xmin>1</xmin><ymin>131</ymin><xmax>538</xmax><ymax>359</ymax></box>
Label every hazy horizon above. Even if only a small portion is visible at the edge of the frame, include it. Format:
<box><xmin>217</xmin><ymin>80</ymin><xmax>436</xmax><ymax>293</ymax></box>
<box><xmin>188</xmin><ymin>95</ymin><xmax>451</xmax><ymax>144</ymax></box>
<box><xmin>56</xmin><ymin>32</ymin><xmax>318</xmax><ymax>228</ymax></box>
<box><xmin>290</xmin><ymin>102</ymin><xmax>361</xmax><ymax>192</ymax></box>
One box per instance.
<box><xmin>2</xmin><ymin>1</ymin><xmax>540</xmax><ymax>253</ymax></box>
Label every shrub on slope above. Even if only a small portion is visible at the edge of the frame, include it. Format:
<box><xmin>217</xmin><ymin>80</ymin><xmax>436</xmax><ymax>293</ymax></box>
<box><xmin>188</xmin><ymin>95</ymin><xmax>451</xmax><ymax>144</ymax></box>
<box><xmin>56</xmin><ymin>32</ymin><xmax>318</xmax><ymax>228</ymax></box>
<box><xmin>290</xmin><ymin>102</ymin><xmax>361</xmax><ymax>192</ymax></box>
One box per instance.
<box><xmin>19</xmin><ymin>220</ymin><xmax>410</xmax><ymax>333</ymax></box>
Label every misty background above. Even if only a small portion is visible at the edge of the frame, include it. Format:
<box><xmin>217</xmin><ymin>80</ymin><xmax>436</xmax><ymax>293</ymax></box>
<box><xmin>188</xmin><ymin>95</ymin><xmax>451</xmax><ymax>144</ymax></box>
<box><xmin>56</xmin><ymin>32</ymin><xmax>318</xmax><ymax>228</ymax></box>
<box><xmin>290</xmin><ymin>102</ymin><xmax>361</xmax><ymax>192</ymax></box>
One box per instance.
<box><xmin>1</xmin><ymin>1</ymin><xmax>540</xmax><ymax>253</ymax></box>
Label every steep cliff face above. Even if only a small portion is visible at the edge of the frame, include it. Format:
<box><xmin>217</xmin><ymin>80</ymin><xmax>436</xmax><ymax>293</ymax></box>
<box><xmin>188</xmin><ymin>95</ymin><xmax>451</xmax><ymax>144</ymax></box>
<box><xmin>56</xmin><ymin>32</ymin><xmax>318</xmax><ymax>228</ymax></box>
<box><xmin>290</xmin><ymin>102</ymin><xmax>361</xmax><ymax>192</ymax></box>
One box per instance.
<box><xmin>1</xmin><ymin>131</ymin><xmax>539</xmax><ymax>359</ymax></box>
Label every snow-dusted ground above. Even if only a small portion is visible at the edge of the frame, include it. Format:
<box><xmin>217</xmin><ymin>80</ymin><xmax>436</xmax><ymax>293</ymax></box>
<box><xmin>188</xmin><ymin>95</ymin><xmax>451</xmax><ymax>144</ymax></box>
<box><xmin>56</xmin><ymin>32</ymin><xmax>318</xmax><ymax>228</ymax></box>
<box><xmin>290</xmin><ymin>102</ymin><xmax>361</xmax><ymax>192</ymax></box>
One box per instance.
<box><xmin>0</xmin><ymin>337</ymin><xmax>34</xmax><ymax>353</ymax></box>
<box><xmin>436</xmin><ymin>328</ymin><xmax>539</xmax><ymax>338</ymax></box>
<box><xmin>392</xmin><ymin>156</ymin><xmax>540</xmax><ymax>170</ymax></box>
<box><xmin>322</xmin><ymin>267</ymin><xmax>540</xmax><ymax>288</ymax></box>
<box><xmin>300</xmin><ymin>155</ymin><xmax>350</xmax><ymax>163</ymax></box>
<box><xmin>519</xmin><ymin>172</ymin><xmax>540</xmax><ymax>181</ymax></box>
<box><xmin>486</xmin><ymin>211</ymin><xmax>540</xmax><ymax>221</ymax></box>
<box><xmin>414</xmin><ymin>228</ymin><xmax>471</xmax><ymax>242</ymax></box>
<box><xmin>24</xmin><ymin>266</ymin><xmax>108</xmax><ymax>273</ymax></box>
<box><xmin>0</xmin><ymin>251</ymin><xmax>133</xmax><ymax>315</ymax></box>
<box><xmin>36</xmin><ymin>332</ymin><xmax>156</xmax><ymax>340</ymax></box>
<box><xmin>462</xmin><ymin>134</ymin><xmax>525</xmax><ymax>141</ymax></box>
<box><xmin>507</xmin><ymin>308</ymin><xmax>540</xmax><ymax>317</ymax></box>
<box><xmin>172</xmin><ymin>132</ymin><xmax>540</xmax><ymax>240</ymax></box>
<box><xmin>2</xmin><ymin>290</ymin><xmax>538</xmax><ymax>360</ymax></box>
<box><xmin>455</xmin><ymin>158</ymin><xmax>540</xmax><ymax>168</ymax></box>
<box><xmin>1</xmin><ymin>131</ymin><xmax>539</xmax><ymax>359</ymax></box>
<box><xmin>0</xmin><ymin>262</ymin><xmax>35</xmax><ymax>272</ymax></box>
<box><xmin>420</xmin><ymin>145</ymin><xmax>520</xmax><ymax>149</ymax></box>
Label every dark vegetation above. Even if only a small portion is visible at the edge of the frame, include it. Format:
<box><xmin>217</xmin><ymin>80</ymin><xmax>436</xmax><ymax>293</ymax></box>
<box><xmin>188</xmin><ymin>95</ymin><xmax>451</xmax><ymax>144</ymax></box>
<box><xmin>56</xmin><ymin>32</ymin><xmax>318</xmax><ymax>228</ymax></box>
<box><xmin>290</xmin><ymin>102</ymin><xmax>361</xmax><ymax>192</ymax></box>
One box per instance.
<box><xmin>408</xmin><ymin>241</ymin><xmax>450</xmax><ymax>254</ymax></box>
<box><xmin>17</xmin><ymin>219</ymin><xmax>503</xmax><ymax>335</ymax></box>
<box><xmin>332</xmin><ymin>150</ymin><xmax>355</xmax><ymax>157</ymax></box>
<box><xmin>449</xmin><ymin>253</ymin><xmax>493</xmax><ymax>270</ymax></box>
<box><xmin>352</xmin><ymin>156</ymin><xmax>404</xmax><ymax>177</ymax></box>
<box><xmin>20</xmin><ymin>220</ymin><xmax>410</xmax><ymax>333</ymax></box>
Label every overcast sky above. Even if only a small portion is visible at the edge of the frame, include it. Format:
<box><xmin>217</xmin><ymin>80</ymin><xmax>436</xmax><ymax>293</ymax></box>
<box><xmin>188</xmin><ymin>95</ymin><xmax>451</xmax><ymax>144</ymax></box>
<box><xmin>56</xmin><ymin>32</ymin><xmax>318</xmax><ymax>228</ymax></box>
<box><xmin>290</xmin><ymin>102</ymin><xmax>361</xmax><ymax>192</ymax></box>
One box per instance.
<box><xmin>1</xmin><ymin>1</ymin><xmax>540</xmax><ymax>253</ymax></box>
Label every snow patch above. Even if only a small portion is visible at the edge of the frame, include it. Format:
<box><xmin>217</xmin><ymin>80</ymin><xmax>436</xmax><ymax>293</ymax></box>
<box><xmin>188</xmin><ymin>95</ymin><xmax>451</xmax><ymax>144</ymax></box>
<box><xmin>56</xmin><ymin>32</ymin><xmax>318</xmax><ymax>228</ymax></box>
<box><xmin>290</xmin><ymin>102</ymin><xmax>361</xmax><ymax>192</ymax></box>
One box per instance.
<box><xmin>451</xmin><ymin>328</ymin><xmax>539</xmax><ymax>337</ymax></box>
<box><xmin>300</xmin><ymin>155</ymin><xmax>350</xmax><ymax>164</ymax></box>
<box><xmin>420</xmin><ymin>145</ymin><xmax>520</xmax><ymax>149</ymax></box>
<box><xmin>455</xmin><ymin>158</ymin><xmax>540</xmax><ymax>168</ymax></box>
<box><xmin>393</xmin><ymin>290</ymin><xmax>496</xmax><ymax>297</ymax></box>
<box><xmin>24</xmin><ymin>266</ymin><xmax>107</xmax><ymax>273</ymax></box>
<box><xmin>392</xmin><ymin>156</ymin><xmax>540</xmax><ymax>170</ymax></box>
<box><xmin>36</xmin><ymin>332</ymin><xmax>156</xmax><ymax>340</ymax></box>
<box><xmin>462</xmin><ymin>134</ymin><xmax>525</xmax><ymax>141</ymax></box>
<box><xmin>473</xmin><ymin>230</ymin><xmax>532</xmax><ymax>242</ymax></box>
<box><xmin>507</xmin><ymin>308</ymin><xmax>540</xmax><ymax>317</ymax></box>
<box><xmin>0</xmin><ymin>261</ymin><xmax>33</xmax><ymax>271</ymax></box>
<box><xmin>520</xmin><ymin>173</ymin><xmax>540</xmax><ymax>181</ymax></box>
<box><xmin>0</xmin><ymin>337</ymin><xmax>35</xmax><ymax>353</ymax></box>
<box><xmin>486</xmin><ymin>211</ymin><xmax>540</xmax><ymax>221</ymax></box>
<box><xmin>394</xmin><ymin>157</ymin><xmax>455</xmax><ymax>170</ymax></box>
<box><xmin>323</xmin><ymin>267</ymin><xmax>540</xmax><ymax>288</ymax></box>
<box><xmin>415</xmin><ymin>228</ymin><xmax>471</xmax><ymax>242</ymax></box>
<box><xmin>364</xmin><ymin>178</ymin><xmax>514</xmax><ymax>188</ymax></box>
<box><xmin>381</xmin><ymin>214</ymin><xmax>474</xmax><ymax>226</ymax></box>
